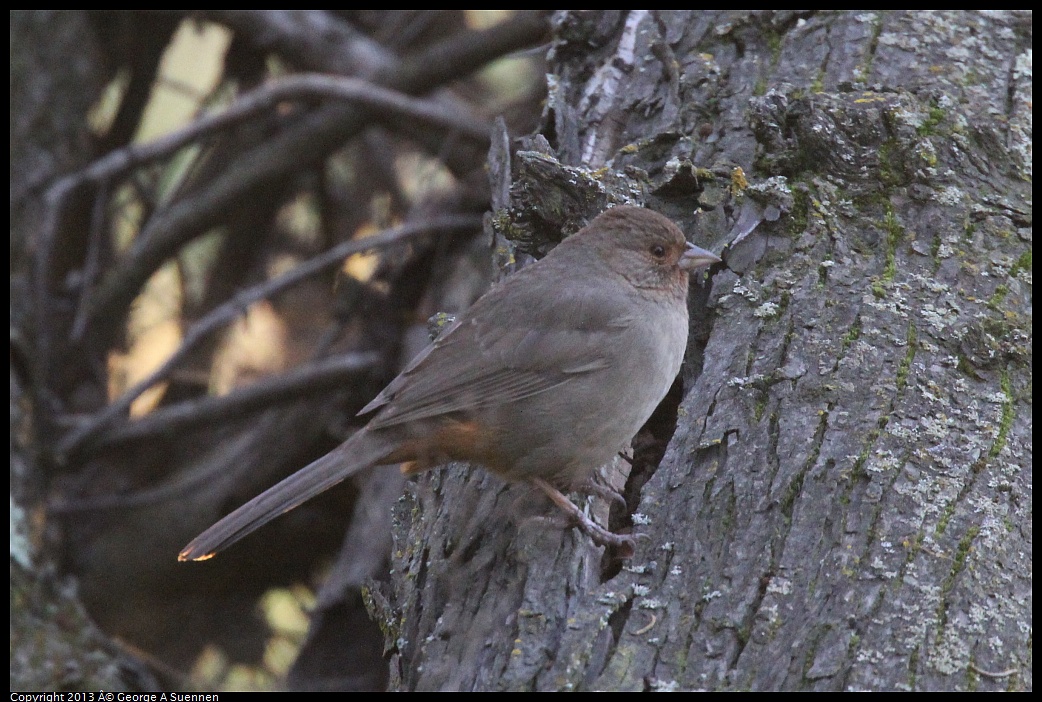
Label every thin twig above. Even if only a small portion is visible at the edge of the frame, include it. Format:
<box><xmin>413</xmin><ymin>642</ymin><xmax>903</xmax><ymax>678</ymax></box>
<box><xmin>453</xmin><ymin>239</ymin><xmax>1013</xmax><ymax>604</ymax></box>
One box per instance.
<box><xmin>57</xmin><ymin>214</ymin><xmax>482</xmax><ymax>459</ymax></box>
<box><xmin>87</xmin><ymin>352</ymin><xmax>378</xmax><ymax>451</ymax></box>
<box><xmin>968</xmin><ymin>662</ymin><xmax>1020</xmax><ymax>679</ymax></box>
<box><xmin>83</xmin><ymin>13</ymin><xmax>547</xmax><ymax>328</ymax></box>
<box><xmin>61</xmin><ymin>74</ymin><xmax>490</xmax><ymax>207</ymax></box>
<box><xmin>35</xmin><ymin>73</ymin><xmax>493</xmax><ymax>374</ymax></box>
<box><xmin>70</xmin><ymin>177</ymin><xmax>110</xmax><ymax>340</ymax></box>
<box><xmin>91</xmin><ymin>75</ymin><xmax>487</xmax><ymax>323</ymax></box>
<box><xmin>394</xmin><ymin>11</ymin><xmax>549</xmax><ymax>93</ymax></box>
<box><xmin>633</xmin><ymin>612</ymin><xmax>658</xmax><ymax>636</ymax></box>
<box><xmin>202</xmin><ymin>10</ymin><xmax>397</xmax><ymax>77</ymax></box>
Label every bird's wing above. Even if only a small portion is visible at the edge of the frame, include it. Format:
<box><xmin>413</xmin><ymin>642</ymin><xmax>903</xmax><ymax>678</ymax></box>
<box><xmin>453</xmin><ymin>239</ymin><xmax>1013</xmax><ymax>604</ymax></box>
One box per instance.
<box><xmin>363</xmin><ymin>271</ymin><xmax>633</xmax><ymax>429</ymax></box>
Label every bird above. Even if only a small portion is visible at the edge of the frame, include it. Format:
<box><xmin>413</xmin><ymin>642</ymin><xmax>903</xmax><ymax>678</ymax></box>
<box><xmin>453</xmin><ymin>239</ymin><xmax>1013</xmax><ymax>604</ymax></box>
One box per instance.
<box><xmin>179</xmin><ymin>206</ymin><xmax>720</xmax><ymax>562</ymax></box>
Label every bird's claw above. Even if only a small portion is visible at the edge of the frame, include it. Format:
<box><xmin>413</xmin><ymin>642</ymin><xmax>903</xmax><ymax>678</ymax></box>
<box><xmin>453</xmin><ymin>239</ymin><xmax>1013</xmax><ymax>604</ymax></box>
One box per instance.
<box><xmin>530</xmin><ymin>477</ymin><xmax>636</xmax><ymax>557</ymax></box>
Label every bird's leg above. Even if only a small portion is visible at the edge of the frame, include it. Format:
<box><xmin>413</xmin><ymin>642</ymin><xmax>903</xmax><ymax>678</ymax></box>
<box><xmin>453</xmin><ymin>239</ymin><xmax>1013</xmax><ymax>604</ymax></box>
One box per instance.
<box><xmin>530</xmin><ymin>477</ymin><xmax>635</xmax><ymax>557</ymax></box>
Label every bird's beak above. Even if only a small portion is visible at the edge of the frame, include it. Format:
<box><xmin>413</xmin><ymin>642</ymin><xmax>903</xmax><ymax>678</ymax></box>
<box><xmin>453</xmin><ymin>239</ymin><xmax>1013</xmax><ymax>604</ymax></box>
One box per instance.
<box><xmin>679</xmin><ymin>242</ymin><xmax>721</xmax><ymax>272</ymax></box>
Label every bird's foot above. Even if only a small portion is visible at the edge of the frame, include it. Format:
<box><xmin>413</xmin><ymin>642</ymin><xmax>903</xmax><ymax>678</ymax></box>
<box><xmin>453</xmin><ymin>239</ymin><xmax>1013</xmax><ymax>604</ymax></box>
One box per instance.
<box><xmin>530</xmin><ymin>477</ymin><xmax>636</xmax><ymax>557</ymax></box>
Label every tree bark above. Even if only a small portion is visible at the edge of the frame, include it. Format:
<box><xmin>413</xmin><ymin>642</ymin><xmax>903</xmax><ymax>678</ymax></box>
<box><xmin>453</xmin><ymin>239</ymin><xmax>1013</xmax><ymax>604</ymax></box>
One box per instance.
<box><xmin>377</xmin><ymin>10</ymin><xmax>1032</xmax><ymax>691</ymax></box>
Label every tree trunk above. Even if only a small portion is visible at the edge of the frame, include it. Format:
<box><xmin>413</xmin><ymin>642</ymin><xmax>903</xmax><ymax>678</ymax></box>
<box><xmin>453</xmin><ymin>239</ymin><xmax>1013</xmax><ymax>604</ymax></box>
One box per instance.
<box><xmin>376</xmin><ymin>10</ymin><xmax>1031</xmax><ymax>691</ymax></box>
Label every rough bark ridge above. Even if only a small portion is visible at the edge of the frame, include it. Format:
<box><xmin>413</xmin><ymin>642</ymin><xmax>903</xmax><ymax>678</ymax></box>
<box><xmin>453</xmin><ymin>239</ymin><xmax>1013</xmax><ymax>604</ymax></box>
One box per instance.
<box><xmin>377</xmin><ymin>10</ymin><xmax>1031</xmax><ymax>691</ymax></box>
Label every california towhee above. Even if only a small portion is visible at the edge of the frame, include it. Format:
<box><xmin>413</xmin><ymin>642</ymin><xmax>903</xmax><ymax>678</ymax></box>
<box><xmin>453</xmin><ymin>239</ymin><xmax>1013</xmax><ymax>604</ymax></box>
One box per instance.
<box><xmin>179</xmin><ymin>206</ymin><xmax>719</xmax><ymax>561</ymax></box>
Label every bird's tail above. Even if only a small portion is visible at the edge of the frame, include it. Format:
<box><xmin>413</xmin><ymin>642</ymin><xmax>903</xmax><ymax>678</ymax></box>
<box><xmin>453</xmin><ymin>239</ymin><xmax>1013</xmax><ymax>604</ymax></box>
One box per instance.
<box><xmin>178</xmin><ymin>428</ymin><xmax>395</xmax><ymax>562</ymax></box>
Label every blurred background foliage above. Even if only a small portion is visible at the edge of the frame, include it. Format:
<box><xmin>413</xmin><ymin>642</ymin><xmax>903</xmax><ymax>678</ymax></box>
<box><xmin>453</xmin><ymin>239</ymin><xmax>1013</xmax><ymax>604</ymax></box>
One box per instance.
<box><xmin>14</xmin><ymin>10</ymin><xmax>548</xmax><ymax>691</ymax></box>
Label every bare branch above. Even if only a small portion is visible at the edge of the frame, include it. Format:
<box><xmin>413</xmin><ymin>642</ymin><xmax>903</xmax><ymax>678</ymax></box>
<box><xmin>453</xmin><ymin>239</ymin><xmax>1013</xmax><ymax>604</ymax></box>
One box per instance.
<box><xmin>36</xmin><ymin>76</ymin><xmax>492</xmax><ymax>397</ymax></box>
<box><xmin>70</xmin><ymin>74</ymin><xmax>489</xmax><ymax>196</ymax></box>
<box><xmin>87</xmin><ymin>352</ymin><xmax>380</xmax><ymax>451</ymax></box>
<box><xmin>57</xmin><ymin>214</ymin><xmax>482</xmax><ymax>459</ymax></box>
<box><xmin>82</xmin><ymin>12</ymin><xmax>548</xmax><ymax>330</ymax></box>
<box><xmin>394</xmin><ymin>11</ymin><xmax>549</xmax><ymax>91</ymax></box>
<box><xmin>203</xmin><ymin>10</ymin><xmax>397</xmax><ymax>77</ymax></box>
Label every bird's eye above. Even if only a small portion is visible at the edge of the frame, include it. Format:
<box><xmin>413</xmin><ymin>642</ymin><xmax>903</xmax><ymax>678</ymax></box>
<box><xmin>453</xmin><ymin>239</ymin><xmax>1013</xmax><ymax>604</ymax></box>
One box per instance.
<box><xmin>650</xmin><ymin>244</ymin><xmax>666</xmax><ymax>259</ymax></box>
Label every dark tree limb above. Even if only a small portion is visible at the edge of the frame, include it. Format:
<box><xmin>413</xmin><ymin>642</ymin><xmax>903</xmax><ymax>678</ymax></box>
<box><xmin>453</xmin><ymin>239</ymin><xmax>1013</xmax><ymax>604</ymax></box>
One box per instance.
<box><xmin>82</xmin><ymin>12</ymin><xmax>548</xmax><ymax>333</ymax></box>
<box><xmin>58</xmin><ymin>214</ymin><xmax>482</xmax><ymax>459</ymax></box>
